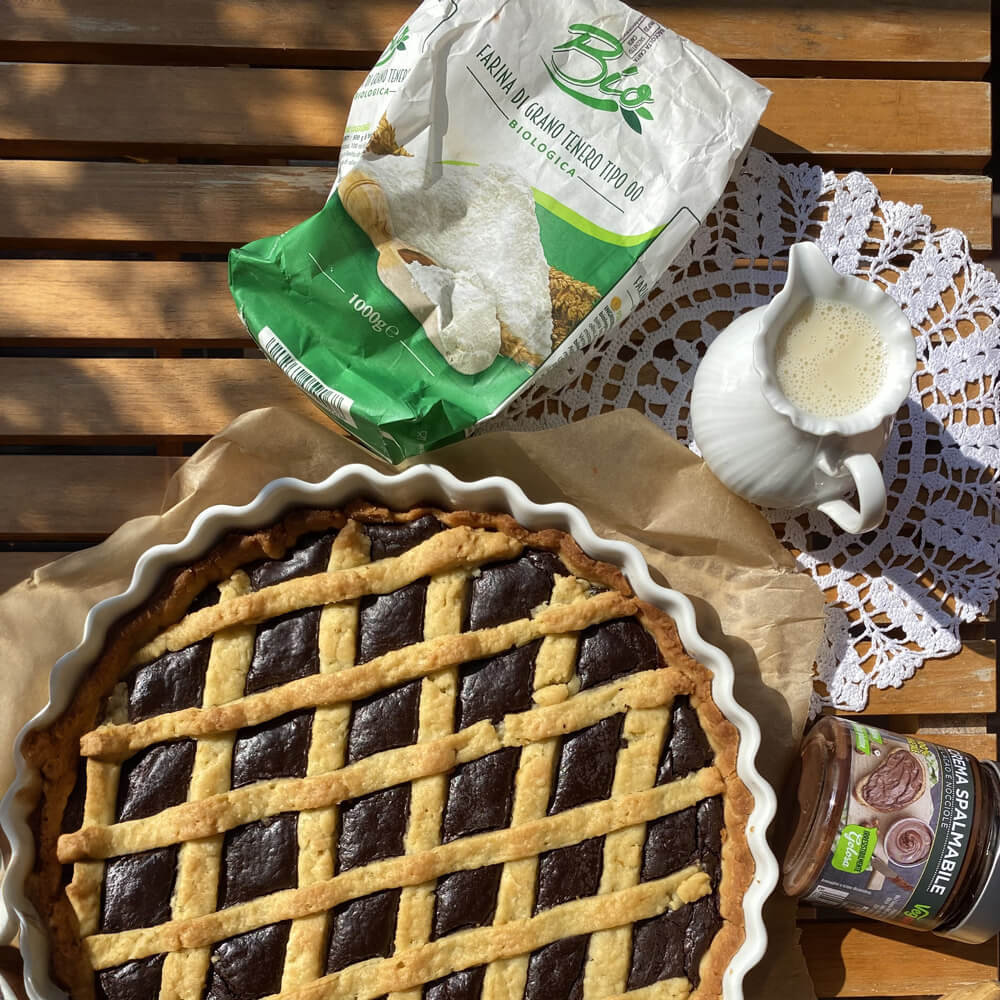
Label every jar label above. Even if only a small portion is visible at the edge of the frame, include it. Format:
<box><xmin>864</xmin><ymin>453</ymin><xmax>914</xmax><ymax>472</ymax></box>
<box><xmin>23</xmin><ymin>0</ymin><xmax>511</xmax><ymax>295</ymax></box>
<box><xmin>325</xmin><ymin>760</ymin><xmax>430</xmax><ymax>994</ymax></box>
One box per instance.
<box><xmin>804</xmin><ymin>722</ymin><xmax>976</xmax><ymax>928</ymax></box>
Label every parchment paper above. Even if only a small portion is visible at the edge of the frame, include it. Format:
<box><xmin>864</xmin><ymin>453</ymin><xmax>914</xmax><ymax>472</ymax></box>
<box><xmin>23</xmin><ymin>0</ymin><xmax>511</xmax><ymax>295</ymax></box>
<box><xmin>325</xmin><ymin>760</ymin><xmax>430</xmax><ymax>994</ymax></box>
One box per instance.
<box><xmin>0</xmin><ymin>406</ymin><xmax>825</xmax><ymax>998</ymax></box>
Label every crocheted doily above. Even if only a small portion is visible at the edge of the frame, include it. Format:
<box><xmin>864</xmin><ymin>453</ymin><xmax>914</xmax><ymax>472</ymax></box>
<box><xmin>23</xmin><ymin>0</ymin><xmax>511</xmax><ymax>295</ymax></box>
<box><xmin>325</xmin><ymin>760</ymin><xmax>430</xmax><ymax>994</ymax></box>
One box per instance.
<box><xmin>483</xmin><ymin>148</ymin><xmax>1000</xmax><ymax>713</ymax></box>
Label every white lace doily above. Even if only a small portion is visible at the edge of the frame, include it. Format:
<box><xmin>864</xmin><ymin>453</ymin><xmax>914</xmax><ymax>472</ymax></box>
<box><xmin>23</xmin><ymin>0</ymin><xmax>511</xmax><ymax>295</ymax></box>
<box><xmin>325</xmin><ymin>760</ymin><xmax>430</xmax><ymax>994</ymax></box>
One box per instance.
<box><xmin>483</xmin><ymin>148</ymin><xmax>1000</xmax><ymax>713</ymax></box>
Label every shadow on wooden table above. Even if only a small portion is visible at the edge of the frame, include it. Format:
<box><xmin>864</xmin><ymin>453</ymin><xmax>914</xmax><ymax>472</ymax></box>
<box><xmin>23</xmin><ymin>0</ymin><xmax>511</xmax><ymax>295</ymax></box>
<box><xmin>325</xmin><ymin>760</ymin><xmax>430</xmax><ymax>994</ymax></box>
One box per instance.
<box><xmin>0</xmin><ymin>945</ymin><xmax>28</xmax><ymax>1000</ymax></box>
<box><xmin>818</xmin><ymin>395</ymin><xmax>997</xmax><ymax>674</ymax></box>
<box><xmin>800</xmin><ymin>917</ymin><xmax>999</xmax><ymax>998</ymax></box>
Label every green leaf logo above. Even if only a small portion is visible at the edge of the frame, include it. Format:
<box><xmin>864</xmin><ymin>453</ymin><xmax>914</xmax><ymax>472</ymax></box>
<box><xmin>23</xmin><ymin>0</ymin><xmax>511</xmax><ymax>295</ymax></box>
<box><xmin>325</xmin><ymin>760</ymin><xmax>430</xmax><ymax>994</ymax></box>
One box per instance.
<box><xmin>375</xmin><ymin>25</ymin><xmax>410</xmax><ymax>67</ymax></box>
<box><xmin>621</xmin><ymin>108</ymin><xmax>641</xmax><ymax>133</ymax></box>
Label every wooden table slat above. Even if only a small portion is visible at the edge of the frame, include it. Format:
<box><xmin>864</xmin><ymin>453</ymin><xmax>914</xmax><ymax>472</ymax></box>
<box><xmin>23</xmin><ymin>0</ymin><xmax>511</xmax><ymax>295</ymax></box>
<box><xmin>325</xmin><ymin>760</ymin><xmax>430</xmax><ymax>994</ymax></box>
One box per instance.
<box><xmin>0</xmin><ymin>0</ymin><xmax>988</xmax><ymax>76</ymax></box>
<box><xmin>0</xmin><ymin>63</ymin><xmax>363</xmax><ymax>158</ymax></box>
<box><xmin>0</xmin><ymin>456</ymin><xmax>183</xmax><ymax>539</ymax></box>
<box><xmin>0</xmin><ymin>164</ymin><xmax>990</xmax><ymax>255</ymax></box>
<box><xmin>0</xmin><ymin>357</ymin><xmax>317</xmax><ymax>439</ymax></box>
<box><xmin>0</xmin><ymin>161</ymin><xmax>333</xmax><ymax>250</ymax></box>
<box><xmin>801</xmin><ymin>920</ymin><xmax>999</xmax><ymax>997</ymax></box>
<box><xmin>912</xmin><ymin>730</ymin><xmax>997</xmax><ymax>759</ymax></box>
<box><xmin>0</xmin><ymin>261</ymin><xmax>244</xmax><ymax>344</ymax></box>
<box><xmin>0</xmin><ymin>66</ymin><xmax>990</xmax><ymax>166</ymax></box>
<box><xmin>754</xmin><ymin>80</ymin><xmax>991</xmax><ymax>168</ymax></box>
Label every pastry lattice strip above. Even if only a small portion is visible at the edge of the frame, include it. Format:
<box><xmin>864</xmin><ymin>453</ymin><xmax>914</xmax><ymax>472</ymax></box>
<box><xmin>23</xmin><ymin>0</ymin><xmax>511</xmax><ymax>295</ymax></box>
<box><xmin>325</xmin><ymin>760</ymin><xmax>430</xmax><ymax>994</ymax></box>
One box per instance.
<box><xmin>386</xmin><ymin>565</ymin><xmax>468</xmax><ymax>1000</ymax></box>
<box><xmin>160</xmin><ymin>571</ymin><xmax>257</xmax><ymax>1000</ymax></box>
<box><xmin>480</xmin><ymin>572</ymin><xmax>589</xmax><ymax>997</ymax></box>
<box><xmin>63</xmin><ymin>518</ymin><xmax>727</xmax><ymax>1000</ymax></box>
<box><xmin>282</xmin><ymin>522</ymin><xmax>370</xmax><ymax>990</ymax></box>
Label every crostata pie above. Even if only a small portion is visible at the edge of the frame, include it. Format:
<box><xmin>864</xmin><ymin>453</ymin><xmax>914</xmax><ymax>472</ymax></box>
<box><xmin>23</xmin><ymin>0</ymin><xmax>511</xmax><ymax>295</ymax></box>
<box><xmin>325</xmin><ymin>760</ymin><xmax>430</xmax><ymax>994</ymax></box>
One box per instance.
<box><xmin>25</xmin><ymin>502</ymin><xmax>753</xmax><ymax>1000</ymax></box>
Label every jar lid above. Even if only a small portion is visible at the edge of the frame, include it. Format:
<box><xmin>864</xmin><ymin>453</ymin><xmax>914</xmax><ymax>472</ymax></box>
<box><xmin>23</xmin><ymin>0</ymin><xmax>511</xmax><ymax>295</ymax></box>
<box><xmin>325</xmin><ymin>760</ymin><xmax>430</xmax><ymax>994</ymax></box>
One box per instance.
<box><xmin>942</xmin><ymin>760</ymin><xmax>1000</xmax><ymax>944</ymax></box>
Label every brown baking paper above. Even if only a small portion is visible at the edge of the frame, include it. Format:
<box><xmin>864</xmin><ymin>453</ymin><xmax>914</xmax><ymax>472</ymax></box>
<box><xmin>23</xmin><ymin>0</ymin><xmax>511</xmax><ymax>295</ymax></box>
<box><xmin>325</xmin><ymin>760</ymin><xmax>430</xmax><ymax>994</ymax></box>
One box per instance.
<box><xmin>0</xmin><ymin>407</ymin><xmax>825</xmax><ymax>999</ymax></box>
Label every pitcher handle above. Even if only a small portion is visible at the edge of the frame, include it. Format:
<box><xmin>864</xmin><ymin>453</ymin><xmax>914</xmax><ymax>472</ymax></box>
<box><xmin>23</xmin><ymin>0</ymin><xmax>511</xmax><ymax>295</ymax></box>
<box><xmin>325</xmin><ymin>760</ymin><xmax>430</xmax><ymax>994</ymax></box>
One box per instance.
<box><xmin>816</xmin><ymin>453</ymin><xmax>887</xmax><ymax>533</ymax></box>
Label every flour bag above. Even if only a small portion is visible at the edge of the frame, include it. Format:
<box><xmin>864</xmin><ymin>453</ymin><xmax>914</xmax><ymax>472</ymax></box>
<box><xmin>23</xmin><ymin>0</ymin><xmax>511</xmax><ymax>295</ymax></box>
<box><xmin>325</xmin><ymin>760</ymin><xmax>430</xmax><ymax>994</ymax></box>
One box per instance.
<box><xmin>229</xmin><ymin>0</ymin><xmax>769</xmax><ymax>461</ymax></box>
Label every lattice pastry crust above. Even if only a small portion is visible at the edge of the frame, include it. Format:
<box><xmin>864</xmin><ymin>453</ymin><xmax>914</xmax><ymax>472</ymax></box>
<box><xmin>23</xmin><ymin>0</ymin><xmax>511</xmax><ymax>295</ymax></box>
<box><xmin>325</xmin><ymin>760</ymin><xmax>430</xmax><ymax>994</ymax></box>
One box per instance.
<box><xmin>24</xmin><ymin>502</ymin><xmax>754</xmax><ymax>1000</ymax></box>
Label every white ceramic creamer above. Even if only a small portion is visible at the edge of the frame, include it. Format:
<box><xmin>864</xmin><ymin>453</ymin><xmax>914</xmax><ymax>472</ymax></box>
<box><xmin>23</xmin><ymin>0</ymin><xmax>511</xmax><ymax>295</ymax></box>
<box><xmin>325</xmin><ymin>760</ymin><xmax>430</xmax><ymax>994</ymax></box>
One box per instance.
<box><xmin>691</xmin><ymin>241</ymin><xmax>916</xmax><ymax>533</ymax></box>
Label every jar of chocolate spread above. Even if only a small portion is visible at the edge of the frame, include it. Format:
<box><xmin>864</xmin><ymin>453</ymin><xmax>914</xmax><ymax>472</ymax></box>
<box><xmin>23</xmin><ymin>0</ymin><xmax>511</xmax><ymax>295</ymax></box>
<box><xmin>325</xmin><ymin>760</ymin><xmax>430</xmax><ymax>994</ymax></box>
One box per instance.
<box><xmin>782</xmin><ymin>717</ymin><xmax>1000</xmax><ymax>942</ymax></box>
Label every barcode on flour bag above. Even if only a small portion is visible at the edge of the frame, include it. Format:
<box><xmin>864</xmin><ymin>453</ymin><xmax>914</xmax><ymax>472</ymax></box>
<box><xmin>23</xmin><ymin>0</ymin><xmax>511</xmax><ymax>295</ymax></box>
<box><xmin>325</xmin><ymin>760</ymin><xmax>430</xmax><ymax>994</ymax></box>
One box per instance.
<box><xmin>257</xmin><ymin>327</ymin><xmax>357</xmax><ymax>428</ymax></box>
<box><xmin>229</xmin><ymin>0</ymin><xmax>769</xmax><ymax>461</ymax></box>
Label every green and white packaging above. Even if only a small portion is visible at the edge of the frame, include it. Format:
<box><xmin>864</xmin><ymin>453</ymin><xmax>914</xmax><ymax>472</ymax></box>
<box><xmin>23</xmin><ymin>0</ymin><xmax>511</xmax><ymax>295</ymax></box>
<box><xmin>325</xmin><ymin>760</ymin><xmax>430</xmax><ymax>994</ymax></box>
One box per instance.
<box><xmin>229</xmin><ymin>0</ymin><xmax>769</xmax><ymax>462</ymax></box>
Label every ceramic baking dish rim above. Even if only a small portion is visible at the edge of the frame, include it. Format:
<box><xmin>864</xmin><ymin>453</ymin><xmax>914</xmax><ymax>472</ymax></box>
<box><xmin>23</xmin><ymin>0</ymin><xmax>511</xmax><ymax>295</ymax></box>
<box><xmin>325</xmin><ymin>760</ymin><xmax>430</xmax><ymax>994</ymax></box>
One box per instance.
<box><xmin>0</xmin><ymin>463</ymin><xmax>779</xmax><ymax>1000</ymax></box>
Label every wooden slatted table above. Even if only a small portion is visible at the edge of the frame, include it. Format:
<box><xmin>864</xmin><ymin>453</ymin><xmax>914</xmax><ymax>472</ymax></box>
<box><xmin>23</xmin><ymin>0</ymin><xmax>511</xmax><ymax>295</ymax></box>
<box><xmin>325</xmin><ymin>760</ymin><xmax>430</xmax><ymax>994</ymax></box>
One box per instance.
<box><xmin>0</xmin><ymin>2</ymin><xmax>995</xmax><ymax>998</ymax></box>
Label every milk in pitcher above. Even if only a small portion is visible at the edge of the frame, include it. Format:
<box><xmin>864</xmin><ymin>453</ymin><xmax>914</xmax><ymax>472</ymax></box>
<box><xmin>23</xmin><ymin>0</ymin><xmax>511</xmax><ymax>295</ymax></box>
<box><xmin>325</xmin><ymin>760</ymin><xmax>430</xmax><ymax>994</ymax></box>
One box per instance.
<box><xmin>774</xmin><ymin>299</ymin><xmax>888</xmax><ymax>419</ymax></box>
